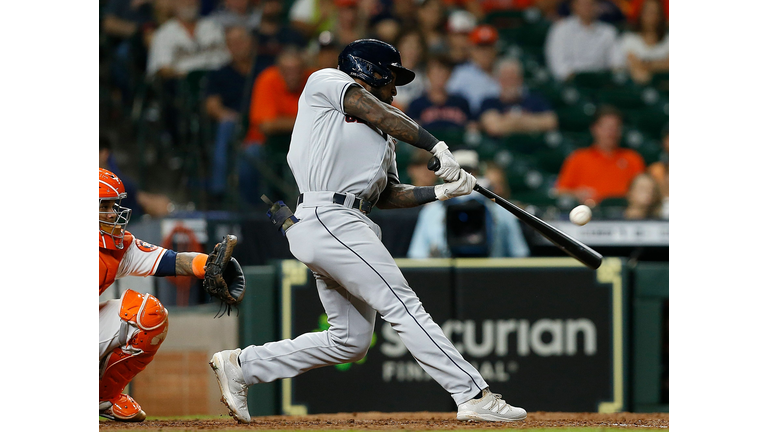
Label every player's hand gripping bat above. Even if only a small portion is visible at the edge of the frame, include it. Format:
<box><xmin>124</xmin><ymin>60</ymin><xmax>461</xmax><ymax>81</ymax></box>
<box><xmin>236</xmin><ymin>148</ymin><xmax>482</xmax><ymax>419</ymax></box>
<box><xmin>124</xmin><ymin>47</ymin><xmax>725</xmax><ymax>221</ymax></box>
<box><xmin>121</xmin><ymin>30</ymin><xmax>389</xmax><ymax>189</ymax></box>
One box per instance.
<box><xmin>428</xmin><ymin>156</ymin><xmax>603</xmax><ymax>270</ymax></box>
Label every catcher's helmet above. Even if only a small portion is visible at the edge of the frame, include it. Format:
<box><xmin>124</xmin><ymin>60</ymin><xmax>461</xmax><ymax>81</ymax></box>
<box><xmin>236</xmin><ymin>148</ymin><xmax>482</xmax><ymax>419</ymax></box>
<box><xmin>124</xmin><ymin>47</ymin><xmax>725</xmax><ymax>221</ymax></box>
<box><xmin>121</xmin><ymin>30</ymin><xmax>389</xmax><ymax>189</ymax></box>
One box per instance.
<box><xmin>338</xmin><ymin>39</ymin><xmax>415</xmax><ymax>87</ymax></box>
<box><xmin>99</xmin><ymin>168</ymin><xmax>132</xmax><ymax>250</ymax></box>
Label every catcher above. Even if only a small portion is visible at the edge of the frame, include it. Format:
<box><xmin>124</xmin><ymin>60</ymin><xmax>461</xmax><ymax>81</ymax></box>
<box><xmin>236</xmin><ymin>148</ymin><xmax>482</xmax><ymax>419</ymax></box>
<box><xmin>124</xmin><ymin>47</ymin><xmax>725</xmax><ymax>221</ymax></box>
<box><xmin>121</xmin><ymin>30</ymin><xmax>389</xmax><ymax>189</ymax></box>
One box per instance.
<box><xmin>99</xmin><ymin>168</ymin><xmax>245</xmax><ymax>421</ymax></box>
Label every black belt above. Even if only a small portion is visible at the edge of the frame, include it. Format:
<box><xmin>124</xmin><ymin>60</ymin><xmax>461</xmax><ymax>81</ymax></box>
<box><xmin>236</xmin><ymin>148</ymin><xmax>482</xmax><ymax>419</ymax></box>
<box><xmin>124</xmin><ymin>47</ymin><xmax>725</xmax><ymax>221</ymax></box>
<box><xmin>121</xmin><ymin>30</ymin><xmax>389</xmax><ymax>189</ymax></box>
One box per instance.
<box><xmin>298</xmin><ymin>193</ymin><xmax>373</xmax><ymax>214</ymax></box>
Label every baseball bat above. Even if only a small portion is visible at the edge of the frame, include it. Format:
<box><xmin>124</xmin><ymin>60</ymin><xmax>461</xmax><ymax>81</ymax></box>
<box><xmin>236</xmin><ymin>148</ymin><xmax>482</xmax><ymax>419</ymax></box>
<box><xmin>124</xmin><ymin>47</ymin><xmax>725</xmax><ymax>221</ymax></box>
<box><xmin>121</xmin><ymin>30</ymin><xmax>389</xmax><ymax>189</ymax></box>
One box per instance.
<box><xmin>428</xmin><ymin>156</ymin><xmax>603</xmax><ymax>270</ymax></box>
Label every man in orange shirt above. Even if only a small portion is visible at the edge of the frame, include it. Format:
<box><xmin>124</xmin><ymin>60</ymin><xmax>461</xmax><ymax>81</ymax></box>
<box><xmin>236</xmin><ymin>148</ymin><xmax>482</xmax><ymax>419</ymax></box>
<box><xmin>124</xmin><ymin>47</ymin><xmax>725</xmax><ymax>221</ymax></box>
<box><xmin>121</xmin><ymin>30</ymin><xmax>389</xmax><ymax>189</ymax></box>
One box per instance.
<box><xmin>239</xmin><ymin>46</ymin><xmax>311</xmax><ymax>206</ymax></box>
<box><xmin>555</xmin><ymin>105</ymin><xmax>645</xmax><ymax>206</ymax></box>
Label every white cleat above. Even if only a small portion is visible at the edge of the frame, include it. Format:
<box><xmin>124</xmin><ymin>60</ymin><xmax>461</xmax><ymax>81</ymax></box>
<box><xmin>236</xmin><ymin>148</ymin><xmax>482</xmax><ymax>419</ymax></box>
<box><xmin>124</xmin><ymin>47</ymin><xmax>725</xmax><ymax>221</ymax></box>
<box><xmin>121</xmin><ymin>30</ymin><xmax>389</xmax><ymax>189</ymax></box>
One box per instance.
<box><xmin>209</xmin><ymin>348</ymin><xmax>251</xmax><ymax>423</ymax></box>
<box><xmin>456</xmin><ymin>388</ymin><xmax>527</xmax><ymax>422</ymax></box>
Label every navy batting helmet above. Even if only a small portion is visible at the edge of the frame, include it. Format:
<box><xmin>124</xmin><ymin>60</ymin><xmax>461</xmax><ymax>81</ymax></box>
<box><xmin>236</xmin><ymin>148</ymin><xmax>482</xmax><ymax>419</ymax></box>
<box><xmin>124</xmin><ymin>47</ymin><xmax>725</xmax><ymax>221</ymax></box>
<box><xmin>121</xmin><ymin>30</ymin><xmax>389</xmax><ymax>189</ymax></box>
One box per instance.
<box><xmin>338</xmin><ymin>39</ymin><xmax>415</xmax><ymax>87</ymax></box>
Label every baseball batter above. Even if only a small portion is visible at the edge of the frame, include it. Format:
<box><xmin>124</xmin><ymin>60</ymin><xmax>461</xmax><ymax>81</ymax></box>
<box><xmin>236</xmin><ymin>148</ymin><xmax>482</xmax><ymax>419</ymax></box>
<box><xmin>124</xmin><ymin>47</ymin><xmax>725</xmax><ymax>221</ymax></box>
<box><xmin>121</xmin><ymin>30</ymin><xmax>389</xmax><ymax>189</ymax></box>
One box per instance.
<box><xmin>99</xmin><ymin>168</ymin><xmax>242</xmax><ymax>422</ymax></box>
<box><xmin>210</xmin><ymin>39</ymin><xmax>526</xmax><ymax>423</ymax></box>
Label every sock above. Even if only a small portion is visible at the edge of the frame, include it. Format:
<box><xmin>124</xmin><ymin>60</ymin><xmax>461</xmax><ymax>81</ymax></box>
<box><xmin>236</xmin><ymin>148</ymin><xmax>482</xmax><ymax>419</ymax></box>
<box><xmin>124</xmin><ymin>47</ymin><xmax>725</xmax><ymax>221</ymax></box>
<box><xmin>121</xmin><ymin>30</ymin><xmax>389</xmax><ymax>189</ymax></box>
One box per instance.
<box><xmin>472</xmin><ymin>390</ymin><xmax>484</xmax><ymax>400</ymax></box>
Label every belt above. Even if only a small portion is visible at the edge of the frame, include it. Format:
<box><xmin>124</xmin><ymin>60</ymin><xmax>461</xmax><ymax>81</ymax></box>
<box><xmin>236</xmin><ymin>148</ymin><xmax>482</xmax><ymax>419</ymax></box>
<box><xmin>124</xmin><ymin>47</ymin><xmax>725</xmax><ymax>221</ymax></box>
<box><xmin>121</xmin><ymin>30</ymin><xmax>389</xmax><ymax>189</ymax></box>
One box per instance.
<box><xmin>298</xmin><ymin>192</ymin><xmax>374</xmax><ymax>214</ymax></box>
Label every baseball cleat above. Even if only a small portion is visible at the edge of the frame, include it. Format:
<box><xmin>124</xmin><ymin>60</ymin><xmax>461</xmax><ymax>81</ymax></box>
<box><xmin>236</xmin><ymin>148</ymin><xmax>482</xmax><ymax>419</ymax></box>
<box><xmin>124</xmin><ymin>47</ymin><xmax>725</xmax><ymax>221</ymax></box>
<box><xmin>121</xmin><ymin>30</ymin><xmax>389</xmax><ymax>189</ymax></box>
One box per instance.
<box><xmin>99</xmin><ymin>393</ymin><xmax>146</xmax><ymax>422</ymax></box>
<box><xmin>456</xmin><ymin>388</ymin><xmax>527</xmax><ymax>422</ymax></box>
<box><xmin>209</xmin><ymin>348</ymin><xmax>251</xmax><ymax>423</ymax></box>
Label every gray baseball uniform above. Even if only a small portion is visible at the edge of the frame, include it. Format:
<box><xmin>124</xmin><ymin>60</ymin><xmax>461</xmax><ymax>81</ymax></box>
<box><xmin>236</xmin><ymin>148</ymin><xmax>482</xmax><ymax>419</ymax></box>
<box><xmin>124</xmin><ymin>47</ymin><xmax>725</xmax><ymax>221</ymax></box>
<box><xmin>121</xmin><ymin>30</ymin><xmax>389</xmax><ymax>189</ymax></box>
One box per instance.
<box><xmin>238</xmin><ymin>68</ymin><xmax>488</xmax><ymax>405</ymax></box>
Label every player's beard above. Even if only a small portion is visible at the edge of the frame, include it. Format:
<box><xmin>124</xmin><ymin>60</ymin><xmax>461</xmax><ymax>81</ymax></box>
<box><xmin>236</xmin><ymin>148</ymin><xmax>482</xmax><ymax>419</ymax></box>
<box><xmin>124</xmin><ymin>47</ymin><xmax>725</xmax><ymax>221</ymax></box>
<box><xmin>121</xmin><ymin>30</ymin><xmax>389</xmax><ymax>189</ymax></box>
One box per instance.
<box><xmin>370</xmin><ymin>87</ymin><xmax>393</xmax><ymax>105</ymax></box>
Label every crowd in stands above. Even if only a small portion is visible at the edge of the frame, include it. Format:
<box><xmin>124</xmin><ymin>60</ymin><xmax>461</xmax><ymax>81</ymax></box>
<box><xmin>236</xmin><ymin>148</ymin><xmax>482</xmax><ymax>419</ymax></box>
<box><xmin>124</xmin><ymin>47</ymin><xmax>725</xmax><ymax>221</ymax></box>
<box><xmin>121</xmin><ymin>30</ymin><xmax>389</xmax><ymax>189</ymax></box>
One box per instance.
<box><xmin>100</xmin><ymin>0</ymin><xmax>670</xmax><ymax>233</ymax></box>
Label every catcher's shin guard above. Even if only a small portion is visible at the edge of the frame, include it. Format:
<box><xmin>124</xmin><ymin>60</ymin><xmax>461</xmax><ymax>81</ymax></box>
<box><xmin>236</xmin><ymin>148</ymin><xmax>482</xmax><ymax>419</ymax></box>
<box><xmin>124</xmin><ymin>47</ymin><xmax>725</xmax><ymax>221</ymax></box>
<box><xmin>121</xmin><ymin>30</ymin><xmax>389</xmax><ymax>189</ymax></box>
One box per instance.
<box><xmin>99</xmin><ymin>290</ymin><xmax>169</xmax><ymax>404</ymax></box>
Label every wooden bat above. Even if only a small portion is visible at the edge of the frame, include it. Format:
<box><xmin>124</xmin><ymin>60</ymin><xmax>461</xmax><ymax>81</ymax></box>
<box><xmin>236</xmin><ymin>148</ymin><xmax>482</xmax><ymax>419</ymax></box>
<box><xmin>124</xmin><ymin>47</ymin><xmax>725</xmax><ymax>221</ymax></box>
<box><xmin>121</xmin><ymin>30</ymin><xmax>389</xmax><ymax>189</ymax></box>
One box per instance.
<box><xmin>428</xmin><ymin>156</ymin><xmax>603</xmax><ymax>270</ymax></box>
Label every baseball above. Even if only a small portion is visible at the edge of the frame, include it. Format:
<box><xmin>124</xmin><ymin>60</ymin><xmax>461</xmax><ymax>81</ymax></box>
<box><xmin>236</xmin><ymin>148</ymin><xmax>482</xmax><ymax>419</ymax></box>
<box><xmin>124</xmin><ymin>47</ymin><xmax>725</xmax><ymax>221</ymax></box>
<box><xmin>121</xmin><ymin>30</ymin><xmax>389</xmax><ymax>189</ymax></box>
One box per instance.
<box><xmin>569</xmin><ymin>205</ymin><xmax>592</xmax><ymax>226</ymax></box>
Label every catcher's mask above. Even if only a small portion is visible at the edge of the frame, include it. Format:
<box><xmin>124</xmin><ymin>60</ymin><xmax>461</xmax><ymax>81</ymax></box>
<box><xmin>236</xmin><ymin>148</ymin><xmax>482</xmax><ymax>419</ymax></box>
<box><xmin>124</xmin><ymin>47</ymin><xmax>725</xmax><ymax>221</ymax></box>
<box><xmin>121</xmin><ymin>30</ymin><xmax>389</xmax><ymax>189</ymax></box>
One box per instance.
<box><xmin>99</xmin><ymin>168</ymin><xmax>132</xmax><ymax>250</ymax></box>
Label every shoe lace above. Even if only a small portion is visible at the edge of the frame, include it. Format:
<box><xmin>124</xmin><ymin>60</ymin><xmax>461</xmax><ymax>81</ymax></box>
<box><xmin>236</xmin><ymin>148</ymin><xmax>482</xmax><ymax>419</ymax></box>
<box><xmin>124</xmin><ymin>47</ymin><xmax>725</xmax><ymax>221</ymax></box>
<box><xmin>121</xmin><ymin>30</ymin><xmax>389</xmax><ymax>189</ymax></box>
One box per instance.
<box><xmin>487</xmin><ymin>393</ymin><xmax>509</xmax><ymax>413</ymax></box>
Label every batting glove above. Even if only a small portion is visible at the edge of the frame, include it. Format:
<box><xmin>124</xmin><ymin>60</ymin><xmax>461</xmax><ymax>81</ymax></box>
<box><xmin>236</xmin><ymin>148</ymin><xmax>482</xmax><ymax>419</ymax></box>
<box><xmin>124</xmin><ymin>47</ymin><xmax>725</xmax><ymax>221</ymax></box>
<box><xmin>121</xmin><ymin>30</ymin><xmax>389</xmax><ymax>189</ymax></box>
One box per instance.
<box><xmin>435</xmin><ymin>170</ymin><xmax>477</xmax><ymax>201</ymax></box>
<box><xmin>430</xmin><ymin>141</ymin><xmax>461</xmax><ymax>182</ymax></box>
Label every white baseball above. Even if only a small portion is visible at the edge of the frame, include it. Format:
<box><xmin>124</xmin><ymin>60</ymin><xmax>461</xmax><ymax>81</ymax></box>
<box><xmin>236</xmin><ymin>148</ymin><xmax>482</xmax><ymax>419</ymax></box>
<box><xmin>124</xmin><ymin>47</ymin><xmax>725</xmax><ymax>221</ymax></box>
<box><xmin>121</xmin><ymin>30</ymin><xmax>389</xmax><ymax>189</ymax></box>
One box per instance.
<box><xmin>569</xmin><ymin>205</ymin><xmax>592</xmax><ymax>226</ymax></box>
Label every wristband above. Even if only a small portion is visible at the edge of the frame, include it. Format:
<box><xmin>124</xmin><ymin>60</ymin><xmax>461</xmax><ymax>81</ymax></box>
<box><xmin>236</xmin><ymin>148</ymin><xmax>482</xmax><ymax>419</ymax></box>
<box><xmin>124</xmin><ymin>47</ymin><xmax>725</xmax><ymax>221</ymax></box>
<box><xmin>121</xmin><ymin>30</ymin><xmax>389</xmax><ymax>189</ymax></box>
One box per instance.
<box><xmin>192</xmin><ymin>254</ymin><xmax>207</xmax><ymax>279</ymax></box>
<box><xmin>416</xmin><ymin>126</ymin><xmax>440</xmax><ymax>151</ymax></box>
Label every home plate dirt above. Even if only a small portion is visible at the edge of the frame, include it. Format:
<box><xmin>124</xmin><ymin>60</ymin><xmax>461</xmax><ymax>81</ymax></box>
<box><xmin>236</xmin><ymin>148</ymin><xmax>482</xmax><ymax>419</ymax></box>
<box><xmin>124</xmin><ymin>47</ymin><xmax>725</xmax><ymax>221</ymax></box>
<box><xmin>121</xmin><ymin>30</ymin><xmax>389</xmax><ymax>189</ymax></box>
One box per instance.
<box><xmin>99</xmin><ymin>411</ymin><xmax>669</xmax><ymax>430</ymax></box>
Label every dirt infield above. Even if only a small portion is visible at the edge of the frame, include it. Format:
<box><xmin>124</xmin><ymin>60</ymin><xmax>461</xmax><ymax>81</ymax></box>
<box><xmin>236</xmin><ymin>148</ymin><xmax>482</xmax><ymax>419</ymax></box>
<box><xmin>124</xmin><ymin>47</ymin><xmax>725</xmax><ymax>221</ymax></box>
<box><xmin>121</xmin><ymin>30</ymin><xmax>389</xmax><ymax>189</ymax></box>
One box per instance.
<box><xmin>99</xmin><ymin>411</ymin><xmax>669</xmax><ymax>430</ymax></box>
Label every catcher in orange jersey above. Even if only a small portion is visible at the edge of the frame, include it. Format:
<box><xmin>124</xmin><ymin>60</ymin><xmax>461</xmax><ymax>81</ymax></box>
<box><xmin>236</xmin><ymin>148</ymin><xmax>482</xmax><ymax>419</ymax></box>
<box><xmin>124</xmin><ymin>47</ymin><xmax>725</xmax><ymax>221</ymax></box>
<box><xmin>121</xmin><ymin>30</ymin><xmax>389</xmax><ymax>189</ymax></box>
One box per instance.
<box><xmin>99</xmin><ymin>168</ymin><xmax>245</xmax><ymax>421</ymax></box>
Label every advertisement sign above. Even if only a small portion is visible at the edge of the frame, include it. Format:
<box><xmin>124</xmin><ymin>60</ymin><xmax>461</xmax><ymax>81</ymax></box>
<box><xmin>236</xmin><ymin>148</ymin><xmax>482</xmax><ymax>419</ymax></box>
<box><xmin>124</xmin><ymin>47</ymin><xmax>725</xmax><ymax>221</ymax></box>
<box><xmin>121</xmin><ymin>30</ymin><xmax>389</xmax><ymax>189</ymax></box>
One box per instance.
<box><xmin>278</xmin><ymin>258</ymin><xmax>626</xmax><ymax>414</ymax></box>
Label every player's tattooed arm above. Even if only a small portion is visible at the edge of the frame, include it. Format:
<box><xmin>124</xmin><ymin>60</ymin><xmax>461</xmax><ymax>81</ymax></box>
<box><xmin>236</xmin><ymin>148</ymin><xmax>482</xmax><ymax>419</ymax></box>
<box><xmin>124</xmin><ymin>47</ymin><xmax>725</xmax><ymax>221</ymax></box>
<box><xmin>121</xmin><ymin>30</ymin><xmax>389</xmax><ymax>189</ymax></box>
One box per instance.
<box><xmin>343</xmin><ymin>86</ymin><xmax>434</xmax><ymax>149</ymax></box>
<box><xmin>376</xmin><ymin>182</ymin><xmax>437</xmax><ymax>209</ymax></box>
<box><xmin>175</xmin><ymin>252</ymin><xmax>206</xmax><ymax>277</ymax></box>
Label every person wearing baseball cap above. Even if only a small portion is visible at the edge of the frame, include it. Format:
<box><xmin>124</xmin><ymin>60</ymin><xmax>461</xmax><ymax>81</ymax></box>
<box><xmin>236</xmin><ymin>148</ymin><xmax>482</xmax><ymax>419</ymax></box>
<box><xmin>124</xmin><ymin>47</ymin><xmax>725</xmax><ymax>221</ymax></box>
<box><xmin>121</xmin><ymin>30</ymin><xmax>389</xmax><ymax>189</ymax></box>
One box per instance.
<box><xmin>445</xmin><ymin>9</ymin><xmax>476</xmax><ymax>64</ymax></box>
<box><xmin>445</xmin><ymin>24</ymin><xmax>502</xmax><ymax>116</ymax></box>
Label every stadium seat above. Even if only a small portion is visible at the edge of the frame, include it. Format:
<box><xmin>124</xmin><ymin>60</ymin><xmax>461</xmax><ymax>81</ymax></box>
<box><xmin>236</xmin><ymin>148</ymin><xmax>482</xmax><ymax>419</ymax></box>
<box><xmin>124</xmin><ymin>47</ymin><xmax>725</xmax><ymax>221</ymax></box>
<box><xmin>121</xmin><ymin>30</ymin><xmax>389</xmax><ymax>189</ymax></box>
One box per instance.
<box><xmin>624</xmin><ymin>104</ymin><xmax>668</xmax><ymax>137</ymax></box>
<box><xmin>571</xmin><ymin>71</ymin><xmax>615</xmax><ymax>92</ymax></box>
<box><xmin>555</xmin><ymin>103</ymin><xmax>597</xmax><ymax>132</ymax></box>
<box><xmin>533</xmin><ymin>148</ymin><xmax>569</xmax><ymax>175</ymax></box>
<box><xmin>500</xmin><ymin>133</ymin><xmax>548</xmax><ymax>155</ymax></box>
<box><xmin>595</xmin><ymin>86</ymin><xmax>647</xmax><ymax>110</ymax></box>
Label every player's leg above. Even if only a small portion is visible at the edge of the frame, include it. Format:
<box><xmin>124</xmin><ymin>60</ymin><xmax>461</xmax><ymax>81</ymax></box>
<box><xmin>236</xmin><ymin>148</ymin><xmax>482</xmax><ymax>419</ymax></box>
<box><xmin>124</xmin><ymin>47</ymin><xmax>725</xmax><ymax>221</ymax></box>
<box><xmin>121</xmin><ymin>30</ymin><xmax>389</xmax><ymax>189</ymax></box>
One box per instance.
<box><xmin>211</xmin><ymin>271</ymin><xmax>376</xmax><ymax>423</ymax></box>
<box><xmin>239</xmin><ymin>273</ymin><xmax>376</xmax><ymax>384</ymax></box>
<box><xmin>308</xmin><ymin>207</ymin><xmax>490</xmax><ymax>404</ymax></box>
<box><xmin>307</xmin><ymin>208</ymin><xmax>526</xmax><ymax>421</ymax></box>
<box><xmin>99</xmin><ymin>289</ymin><xmax>169</xmax><ymax>422</ymax></box>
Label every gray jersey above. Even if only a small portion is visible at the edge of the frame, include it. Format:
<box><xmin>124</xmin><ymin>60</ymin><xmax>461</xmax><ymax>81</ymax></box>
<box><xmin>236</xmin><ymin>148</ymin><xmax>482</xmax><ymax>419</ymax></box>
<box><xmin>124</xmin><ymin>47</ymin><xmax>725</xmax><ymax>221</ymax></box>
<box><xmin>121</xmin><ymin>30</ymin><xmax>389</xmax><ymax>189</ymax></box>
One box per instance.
<box><xmin>287</xmin><ymin>68</ymin><xmax>399</xmax><ymax>204</ymax></box>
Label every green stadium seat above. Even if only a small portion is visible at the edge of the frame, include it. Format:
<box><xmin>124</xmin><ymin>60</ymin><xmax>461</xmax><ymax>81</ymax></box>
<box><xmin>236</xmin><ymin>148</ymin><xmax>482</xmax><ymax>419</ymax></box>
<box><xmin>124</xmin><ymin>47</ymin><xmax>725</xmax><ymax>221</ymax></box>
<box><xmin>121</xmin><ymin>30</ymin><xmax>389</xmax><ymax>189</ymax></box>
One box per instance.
<box><xmin>514</xmin><ymin>189</ymin><xmax>558</xmax><ymax>208</ymax></box>
<box><xmin>624</xmin><ymin>104</ymin><xmax>668</xmax><ymax>137</ymax></box>
<box><xmin>571</xmin><ymin>71</ymin><xmax>614</xmax><ymax>92</ymax></box>
<box><xmin>533</xmin><ymin>148</ymin><xmax>569</xmax><ymax>175</ymax></box>
<box><xmin>500</xmin><ymin>133</ymin><xmax>547</xmax><ymax>155</ymax></box>
<box><xmin>555</xmin><ymin>103</ymin><xmax>597</xmax><ymax>132</ymax></box>
<box><xmin>594</xmin><ymin>197</ymin><xmax>628</xmax><ymax>220</ymax></box>
<box><xmin>560</xmin><ymin>131</ymin><xmax>593</xmax><ymax>148</ymax></box>
<box><xmin>595</xmin><ymin>86</ymin><xmax>647</xmax><ymax>110</ymax></box>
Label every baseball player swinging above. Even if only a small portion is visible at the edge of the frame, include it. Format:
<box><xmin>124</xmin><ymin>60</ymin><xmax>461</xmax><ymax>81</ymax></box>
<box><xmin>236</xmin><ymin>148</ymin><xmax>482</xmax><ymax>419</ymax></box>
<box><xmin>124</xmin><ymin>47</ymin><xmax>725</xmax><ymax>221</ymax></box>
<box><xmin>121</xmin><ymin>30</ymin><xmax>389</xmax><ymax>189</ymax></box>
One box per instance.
<box><xmin>99</xmin><ymin>168</ymin><xmax>244</xmax><ymax>421</ymax></box>
<box><xmin>210</xmin><ymin>39</ymin><xmax>526</xmax><ymax>423</ymax></box>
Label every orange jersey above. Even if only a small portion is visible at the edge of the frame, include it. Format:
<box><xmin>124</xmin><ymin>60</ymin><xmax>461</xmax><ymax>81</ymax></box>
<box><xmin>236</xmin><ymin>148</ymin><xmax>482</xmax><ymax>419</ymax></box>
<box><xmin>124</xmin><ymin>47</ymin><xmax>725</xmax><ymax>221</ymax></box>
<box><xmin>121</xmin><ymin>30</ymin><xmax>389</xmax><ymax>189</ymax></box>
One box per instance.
<box><xmin>556</xmin><ymin>146</ymin><xmax>646</xmax><ymax>203</ymax></box>
<box><xmin>99</xmin><ymin>232</ymin><xmax>169</xmax><ymax>295</ymax></box>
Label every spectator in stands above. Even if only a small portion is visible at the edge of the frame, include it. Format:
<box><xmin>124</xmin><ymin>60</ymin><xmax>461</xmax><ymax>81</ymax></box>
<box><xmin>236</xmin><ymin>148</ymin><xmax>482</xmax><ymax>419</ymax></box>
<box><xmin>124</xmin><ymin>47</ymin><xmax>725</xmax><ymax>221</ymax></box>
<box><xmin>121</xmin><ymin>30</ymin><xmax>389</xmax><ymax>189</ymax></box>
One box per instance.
<box><xmin>332</xmin><ymin>0</ymin><xmax>368</xmax><ymax>46</ymax></box>
<box><xmin>252</xmin><ymin>0</ymin><xmax>307</xmax><ymax>78</ymax></box>
<box><xmin>310</xmin><ymin>31</ymin><xmax>343</xmax><ymax>70</ymax></box>
<box><xmin>620</xmin><ymin>0</ymin><xmax>668</xmax><ymax>84</ymax></box>
<box><xmin>446</xmin><ymin>24</ymin><xmax>501</xmax><ymax>115</ymax></box>
<box><xmin>445</xmin><ymin>9</ymin><xmax>476</xmax><ymax>65</ymax></box>
<box><xmin>204</xmin><ymin>26</ymin><xmax>256</xmax><ymax>203</ymax></box>
<box><xmin>208</xmin><ymin>0</ymin><xmax>262</xmax><ymax>32</ymax></box>
<box><xmin>408</xmin><ymin>56</ymin><xmax>476</xmax><ymax>140</ymax></box>
<box><xmin>102</xmin><ymin>0</ymin><xmax>155</xmax><ymax>105</ymax></box>
<box><xmin>393</xmin><ymin>29</ymin><xmax>428</xmax><ymax>112</ymax></box>
<box><xmin>544</xmin><ymin>0</ymin><xmax>624</xmax><ymax>82</ymax></box>
<box><xmin>100</xmin><ymin>137</ymin><xmax>173</xmax><ymax>218</ymax></box>
<box><xmin>146</xmin><ymin>0</ymin><xmax>230</xmax><ymax>79</ymax></box>
<box><xmin>289</xmin><ymin>0</ymin><xmax>337</xmax><ymax>40</ymax></box>
<box><xmin>417</xmin><ymin>0</ymin><xmax>449</xmax><ymax>55</ymax></box>
<box><xmin>556</xmin><ymin>0</ymin><xmax>626</xmax><ymax>24</ymax></box>
<box><xmin>555</xmin><ymin>105</ymin><xmax>645</xmax><ymax>205</ymax></box>
<box><xmin>623</xmin><ymin>173</ymin><xmax>663</xmax><ymax>219</ymax></box>
<box><xmin>625</xmin><ymin>0</ymin><xmax>668</xmax><ymax>25</ymax></box>
<box><xmin>479</xmin><ymin>58</ymin><xmax>558</xmax><ymax>136</ymax></box>
<box><xmin>407</xmin><ymin>149</ymin><xmax>438</xmax><ymax>187</ymax></box>
<box><xmin>408</xmin><ymin>150</ymin><xmax>530</xmax><ymax>258</ymax></box>
<box><xmin>647</xmin><ymin>128</ymin><xmax>668</xmax><ymax>218</ymax></box>
<box><xmin>483</xmin><ymin>162</ymin><xmax>512</xmax><ymax>199</ymax></box>
<box><xmin>240</xmin><ymin>47</ymin><xmax>311</xmax><ymax>206</ymax></box>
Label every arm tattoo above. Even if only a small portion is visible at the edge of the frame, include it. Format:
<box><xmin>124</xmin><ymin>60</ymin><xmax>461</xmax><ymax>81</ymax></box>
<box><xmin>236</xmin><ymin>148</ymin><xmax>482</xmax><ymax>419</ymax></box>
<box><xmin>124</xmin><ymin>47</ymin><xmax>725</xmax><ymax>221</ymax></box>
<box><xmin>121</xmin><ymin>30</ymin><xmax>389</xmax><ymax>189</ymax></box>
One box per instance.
<box><xmin>175</xmin><ymin>252</ymin><xmax>202</xmax><ymax>276</ymax></box>
<box><xmin>377</xmin><ymin>183</ymin><xmax>437</xmax><ymax>209</ymax></box>
<box><xmin>343</xmin><ymin>86</ymin><xmax>423</xmax><ymax>145</ymax></box>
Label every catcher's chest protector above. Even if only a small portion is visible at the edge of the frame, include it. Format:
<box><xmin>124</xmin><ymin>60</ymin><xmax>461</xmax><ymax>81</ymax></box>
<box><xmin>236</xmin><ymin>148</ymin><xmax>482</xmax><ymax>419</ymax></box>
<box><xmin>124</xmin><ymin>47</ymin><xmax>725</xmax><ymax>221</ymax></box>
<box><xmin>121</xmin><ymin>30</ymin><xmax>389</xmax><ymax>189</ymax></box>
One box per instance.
<box><xmin>99</xmin><ymin>233</ymin><xmax>133</xmax><ymax>295</ymax></box>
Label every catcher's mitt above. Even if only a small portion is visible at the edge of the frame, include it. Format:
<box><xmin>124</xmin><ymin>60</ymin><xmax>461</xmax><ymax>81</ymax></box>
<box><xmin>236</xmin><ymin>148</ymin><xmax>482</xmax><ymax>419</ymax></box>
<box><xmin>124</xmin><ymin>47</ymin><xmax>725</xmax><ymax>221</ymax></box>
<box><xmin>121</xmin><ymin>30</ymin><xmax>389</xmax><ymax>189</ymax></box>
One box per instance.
<box><xmin>203</xmin><ymin>235</ymin><xmax>246</xmax><ymax>317</ymax></box>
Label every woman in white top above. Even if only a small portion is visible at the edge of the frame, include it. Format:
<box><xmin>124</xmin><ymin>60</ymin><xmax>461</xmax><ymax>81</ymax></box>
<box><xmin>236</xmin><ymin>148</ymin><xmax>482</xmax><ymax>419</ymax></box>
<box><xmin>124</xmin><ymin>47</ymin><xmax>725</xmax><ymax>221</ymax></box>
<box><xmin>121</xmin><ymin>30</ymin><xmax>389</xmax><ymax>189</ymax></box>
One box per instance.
<box><xmin>621</xmin><ymin>0</ymin><xmax>669</xmax><ymax>84</ymax></box>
